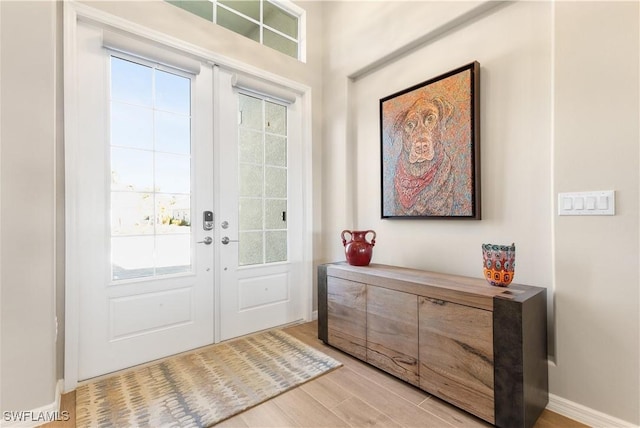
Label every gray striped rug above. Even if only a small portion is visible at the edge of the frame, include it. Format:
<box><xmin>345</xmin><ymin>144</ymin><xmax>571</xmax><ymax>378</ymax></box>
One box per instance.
<box><xmin>76</xmin><ymin>330</ymin><xmax>342</xmax><ymax>427</ymax></box>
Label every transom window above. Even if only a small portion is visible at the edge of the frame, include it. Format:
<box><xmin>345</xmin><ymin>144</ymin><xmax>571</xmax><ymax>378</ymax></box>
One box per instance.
<box><xmin>167</xmin><ymin>0</ymin><xmax>305</xmax><ymax>61</ymax></box>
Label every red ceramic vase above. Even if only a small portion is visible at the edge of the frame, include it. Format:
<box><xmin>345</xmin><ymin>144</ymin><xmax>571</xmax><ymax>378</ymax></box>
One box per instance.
<box><xmin>341</xmin><ymin>230</ymin><xmax>376</xmax><ymax>266</ymax></box>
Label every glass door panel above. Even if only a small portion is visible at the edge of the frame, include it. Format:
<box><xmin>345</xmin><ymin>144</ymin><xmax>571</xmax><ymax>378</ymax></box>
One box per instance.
<box><xmin>109</xmin><ymin>56</ymin><xmax>193</xmax><ymax>281</ymax></box>
<box><xmin>237</xmin><ymin>93</ymin><xmax>288</xmax><ymax>266</ymax></box>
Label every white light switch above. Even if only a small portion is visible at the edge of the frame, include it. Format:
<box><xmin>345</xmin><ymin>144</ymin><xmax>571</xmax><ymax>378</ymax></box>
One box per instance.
<box><xmin>574</xmin><ymin>197</ymin><xmax>584</xmax><ymax>210</ymax></box>
<box><xmin>597</xmin><ymin>195</ymin><xmax>608</xmax><ymax>210</ymax></box>
<box><xmin>558</xmin><ymin>191</ymin><xmax>615</xmax><ymax>216</ymax></box>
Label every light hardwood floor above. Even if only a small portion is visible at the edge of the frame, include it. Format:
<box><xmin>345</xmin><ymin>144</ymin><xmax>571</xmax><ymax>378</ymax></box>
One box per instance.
<box><xmin>43</xmin><ymin>321</ymin><xmax>587</xmax><ymax>428</ymax></box>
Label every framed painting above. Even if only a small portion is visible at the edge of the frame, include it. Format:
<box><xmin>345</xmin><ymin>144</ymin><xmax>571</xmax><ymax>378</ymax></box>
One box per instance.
<box><xmin>380</xmin><ymin>61</ymin><xmax>481</xmax><ymax>219</ymax></box>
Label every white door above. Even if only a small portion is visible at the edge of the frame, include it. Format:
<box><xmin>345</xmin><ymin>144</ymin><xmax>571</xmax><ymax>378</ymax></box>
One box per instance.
<box><xmin>72</xmin><ymin>22</ymin><xmax>215</xmax><ymax>380</ymax></box>
<box><xmin>216</xmin><ymin>69</ymin><xmax>304</xmax><ymax>340</ymax></box>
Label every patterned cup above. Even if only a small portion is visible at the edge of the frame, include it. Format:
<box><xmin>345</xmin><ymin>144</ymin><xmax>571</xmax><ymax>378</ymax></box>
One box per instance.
<box><xmin>482</xmin><ymin>243</ymin><xmax>516</xmax><ymax>287</ymax></box>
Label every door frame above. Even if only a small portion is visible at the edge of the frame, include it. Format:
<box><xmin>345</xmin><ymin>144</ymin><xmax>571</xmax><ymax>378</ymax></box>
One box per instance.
<box><xmin>63</xmin><ymin>1</ymin><xmax>314</xmax><ymax>392</ymax></box>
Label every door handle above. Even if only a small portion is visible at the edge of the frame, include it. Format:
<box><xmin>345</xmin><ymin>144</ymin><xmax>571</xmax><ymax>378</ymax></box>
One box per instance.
<box><xmin>221</xmin><ymin>236</ymin><xmax>239</xmax><ymax>245</ymax></box>
<box><xmin>197</xmin><ymin>236</ymin><xmax>213</xmax><ymax>245</ymax></box>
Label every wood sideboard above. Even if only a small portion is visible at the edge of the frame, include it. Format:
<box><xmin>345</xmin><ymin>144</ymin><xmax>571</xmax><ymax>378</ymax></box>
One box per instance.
<box><xmin>318</xmin><ymin>262</ymin><xmax>548</xmax><ymax>428</ymax></box>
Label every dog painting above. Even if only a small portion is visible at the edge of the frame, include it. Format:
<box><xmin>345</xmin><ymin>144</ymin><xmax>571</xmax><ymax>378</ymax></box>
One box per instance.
<box><xmin>380</xmin><ymin>62</ymin><xmax>480</xmax><ymax>219</ymax></box>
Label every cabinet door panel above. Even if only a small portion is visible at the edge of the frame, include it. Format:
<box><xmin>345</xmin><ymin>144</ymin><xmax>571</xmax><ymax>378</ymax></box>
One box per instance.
<box><xmin>327</xmin><ymin>277</ymin><xmax>367</xmax><ymax>359</ymax></box>
<box><xmin>367</xmin><ymin>286</ymin><xmax>419</xmax><ymax>386</ymax></box>
<box><xmin>419</xmin><ymin>297</ymin><xmax>494</xmax><ymax>424</ymax></box>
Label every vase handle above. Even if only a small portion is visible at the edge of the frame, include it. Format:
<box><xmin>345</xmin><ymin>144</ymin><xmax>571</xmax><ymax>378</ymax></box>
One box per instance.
<box><xmin>365</xmin><ymin>230</ymin><xmax>376</xmax><ymax>246</ymax></box>
<box><xmin>341</xmin><ymin>230</ymin><xmax>352</xmax><ymax>246</ymax></box>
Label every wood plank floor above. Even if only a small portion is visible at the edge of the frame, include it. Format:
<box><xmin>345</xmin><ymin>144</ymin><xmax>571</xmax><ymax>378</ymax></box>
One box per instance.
<box><xmin>42</xmin><ymin>321</ymin><xmax>587</xmax><ymax>428</ymax></box>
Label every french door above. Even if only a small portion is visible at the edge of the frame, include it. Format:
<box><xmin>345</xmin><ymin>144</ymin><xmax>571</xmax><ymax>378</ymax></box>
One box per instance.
<box><xmin>67</xmin><ymin>20</ymin><xmax>307</xmax><ymax>383</ymax></box>
<box><xmin>216</xmin><ymin>69</ymin><xmax>304</xmax><ymax>341</ymax></box>
<box><xmin>72</xmin><ymin>22</ymin><xmax>214</xmax><ymax>380</ymax></box>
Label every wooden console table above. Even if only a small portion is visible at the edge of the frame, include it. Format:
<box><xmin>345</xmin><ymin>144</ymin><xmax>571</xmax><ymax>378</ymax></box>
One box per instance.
<box><xmin>318</xmin><ymin>262</ymin><xmax>548</xmax><ymax>428</ymax></box>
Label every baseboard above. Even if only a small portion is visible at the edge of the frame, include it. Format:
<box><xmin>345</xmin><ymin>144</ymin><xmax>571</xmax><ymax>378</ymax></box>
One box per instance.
<box><xmin>1</xmin><ymin>380</ymin><xmax>68</xmax><ymax>428</ymax></box>
<box><xmin>311</xmin><ymin>310</ymin><xmax>318</xmax><ymax>320</ymax></box>
<box><xmin>55</xmin><ymin>379</ymin><xmax>64</xmax><ymax>411</ymax></box>
<box><xmin>548</xmin><ymin>393</ymin><xmax>638</xmax><ymax>428</ymax></box>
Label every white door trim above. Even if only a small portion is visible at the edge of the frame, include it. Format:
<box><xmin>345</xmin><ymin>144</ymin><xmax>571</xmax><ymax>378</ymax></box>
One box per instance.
<box><xmin>63</xmin><ymin>1</ymin><xmax>313</xmax><ymax>392</ymax></box>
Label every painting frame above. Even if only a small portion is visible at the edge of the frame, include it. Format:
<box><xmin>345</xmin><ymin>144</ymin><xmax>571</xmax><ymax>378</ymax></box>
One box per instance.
<box><xmin>380</xmin><ymin>61</ymin><xmax>481</xmax><ymax>220</ymax></box>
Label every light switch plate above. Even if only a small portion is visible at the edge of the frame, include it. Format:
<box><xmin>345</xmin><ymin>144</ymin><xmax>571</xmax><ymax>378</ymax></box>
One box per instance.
<box><xmin>558</xmin><ymin>191</ymin><xmax>615</xmax><ymax>216</ymax></box>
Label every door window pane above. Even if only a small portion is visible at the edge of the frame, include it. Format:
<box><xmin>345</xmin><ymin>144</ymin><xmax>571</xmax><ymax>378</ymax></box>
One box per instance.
<box><xmin>110</xmin><ymin>56</ymin><xmax>193</xmax><ymax>281</ymax></box>
<box><xmin>111</xmin><ymin>57</ymin><xmax>153</xmax><ymax>106</ymax></box>
<box><xmin>265</xmin><ymin>135</ymin><xmax>286</xmax><ymax>166</ymax></box>
<box><xmin>239</xmin><ymin>164</ymin><xmax>264</xmax><ymax>197</ymax></box>
<box><xmin>265</xmin><ymin>166</ymin><xmax>286</xmax><ymax>198</ymax></box>
<box><xmin>111</xmin><ymin>147</ymin><xmax>154</xmax><ymax>192</ymax></box>
<box><xmin>111</xmin><ymin>103</ymin><xmax>153</xmax><ymax>150</ymax></box>
<box><xmin>155</xmin><ymin>112</ymin><xmax>190</xmax><ymax>155</ymax></box>
<box><xmin>239</xmin><ymin>129</ymin><xmax>264</xmax><ymax>164</ymax></box>
<box><xmin>156</xmin><ymin>235</ymin><xmax>191</xmax><ymax>275</ymax></box>
<box><xmin>155</xmin><ymin>153</ymin><xmax>191</xmax><ymax>194</ymax></box>
<box><xmin>238</xmin><ymin>93</ymin><xmax>288</xmax><ymax>266</ymax></box>
<box><xmin>265</xmin><ymin>101</ymin><xmax>286</xmax><ymax>135</ymax></box>
<box><xmin>155</xmin><ymin>194</ymin><xmax>191</xmax><ymax>234</ymax></box>
<box><xmin>111</xmin><ymin>192</ymin><xmax>154</xmax><ymax>236</ymax></box>
<box><xmin>239</xmin><ymin>198</ymin><xmax>263</xmax><ymax>230</ymax></box>
<box><xmin>155</xmin><ymin>70</ymin><xmax>191</xmax><ymax>114</ymax></box>
<box><xmin>265</xmin><ymin>199</ymin><xmax>286</xmax><ymax>230</ymax></box>
<box><xmin>239</xmin><ymin>231</ymin><xmax>264</xmax><ymax>265</ymax></box>
<box><xmin>265</xmin><ymin>231</ymin><xmax>287</xmax><ymax>263</ymax></box>
<box><xmin>239</xmin><ymin>94</ymin><xmax>264</xmax><ymax>130</ymax></box>
<box><xmin>112</xmin><ymin>236</ymin><xmax>155</xmax><ymax>280</ymax></box>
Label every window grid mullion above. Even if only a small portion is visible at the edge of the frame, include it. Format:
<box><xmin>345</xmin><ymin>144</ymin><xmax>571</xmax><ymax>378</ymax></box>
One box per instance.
<box><xmin>259</xmin><ymin>0</ymin><xmax>264</xmax><ymax>45</ymax></box>
<box><xmin>261</xmin><ymin>99</ymin><xmax>267</xmax><ymax>264</ymax></box>
<box><xmin>151</xmin><ymin>66</ymin><xmax>158</xmax><ymax>277</ymax></box>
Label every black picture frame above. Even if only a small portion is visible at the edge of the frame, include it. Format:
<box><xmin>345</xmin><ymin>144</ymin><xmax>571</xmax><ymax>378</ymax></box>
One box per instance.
<box><xmin>380</xmin><ymin>61</ymin><xmax>481</xmax><ymax>219</ymax></box>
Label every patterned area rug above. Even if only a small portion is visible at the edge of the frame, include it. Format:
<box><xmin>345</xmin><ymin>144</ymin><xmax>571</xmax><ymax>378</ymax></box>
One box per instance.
<box><xmin>75</xmin><ymin>330</ymin><xmax>342</xmax><ymax>427</ymax></box>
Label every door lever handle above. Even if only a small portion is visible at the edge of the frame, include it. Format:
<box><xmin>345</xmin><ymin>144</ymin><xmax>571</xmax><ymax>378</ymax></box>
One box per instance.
<box><xmin>221</xmin><ymin>236</ymin><xmax>239</xmax><ymax>245</ymax></box>
<box><xmin>197</xmin><ymin>236</ymin><xmax>213</xmax><ymax>245</ymax></box>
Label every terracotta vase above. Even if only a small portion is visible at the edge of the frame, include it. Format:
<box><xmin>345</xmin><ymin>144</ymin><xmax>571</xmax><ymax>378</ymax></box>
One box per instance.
<box><xmin>482</xmin><ymin>243</ymin><xmax>516</xmax><ymax>287</ymax></box>
<box><xmin>341</xmin><ymin>230</ymin><xmax>376</xmax><ymax>266</ymax></box>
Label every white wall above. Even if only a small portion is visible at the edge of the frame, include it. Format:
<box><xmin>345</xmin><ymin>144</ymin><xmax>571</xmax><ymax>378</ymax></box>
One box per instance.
<box><xmin>0</xmin><ymin>0</ymin><xmax>58</xmax><ymax>413</ymax></box>
<box><xmin>552</xmin><ymin>2</ymin><xmax>639</xmax><ymax>424</ymax></box>
<box><xmin>352</xmin><ymin>2</ymin><xmax>552</xmax><ymax>285</ymax></box>
<box><xmin>322</xmin><ymin>0</ymin><xmax>639</xmax><ymax>425</ymax></box>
